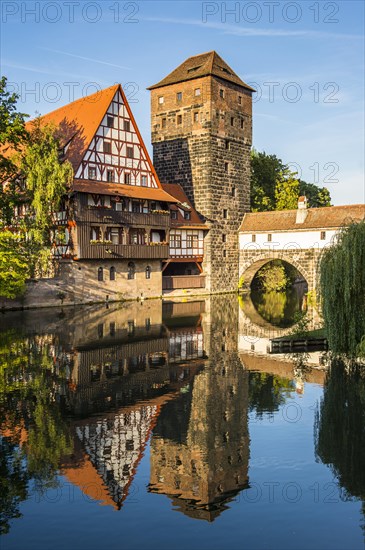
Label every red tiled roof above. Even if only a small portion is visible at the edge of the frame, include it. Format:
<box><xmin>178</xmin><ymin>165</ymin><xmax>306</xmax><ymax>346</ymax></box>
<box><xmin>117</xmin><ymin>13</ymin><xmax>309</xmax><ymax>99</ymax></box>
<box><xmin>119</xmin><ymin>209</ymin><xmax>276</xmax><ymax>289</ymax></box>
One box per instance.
<box><xmin>239</xmin><ymin>204</ymin><xmax>365</xmax><ymax>232</ymax></box>
<box><xmin>148</xmin><ymin>51</ymin><xmax>255</xmax><ymax>92</ymax></box>
<box><xmin>161</xmin><ymin>183</ymin><xmax>207</xmax><ymax>228</ymax></box>
<box><xmin>73</xmin><ymin>179</ymin><xmax>179</xmax><ymax>203</ymax></box>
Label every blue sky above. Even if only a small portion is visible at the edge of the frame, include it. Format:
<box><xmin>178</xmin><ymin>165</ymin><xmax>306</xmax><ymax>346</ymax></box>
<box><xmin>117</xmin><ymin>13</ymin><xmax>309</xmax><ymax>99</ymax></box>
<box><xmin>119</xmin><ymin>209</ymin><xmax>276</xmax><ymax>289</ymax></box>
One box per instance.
<box><xmin>1</xmin><ymin>0</ymin><xmax>364</xmax><ymax>205</ymax></box>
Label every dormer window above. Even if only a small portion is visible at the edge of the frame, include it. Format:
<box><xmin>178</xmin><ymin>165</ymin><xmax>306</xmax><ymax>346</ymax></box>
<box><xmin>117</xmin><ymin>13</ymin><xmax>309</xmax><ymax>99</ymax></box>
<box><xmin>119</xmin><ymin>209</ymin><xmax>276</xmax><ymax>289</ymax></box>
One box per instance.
<box><xmin>107</xmin><ymin>116</ymin><xmax>114</xmax><ymax>128</ymax></box>
<box><xmin>184</xmin><ymin>211</ymin><xmax>191</xmax><ymax>220</ymax></box>
<box><xmin>170</xmin><ymin>210</ymin><xmax>177</xmax><ymax>220</ymax></box>
<box><xmin>89</xmin><ymin>166</ymin><xmax>96</xmax><ymax>180</ymax></box>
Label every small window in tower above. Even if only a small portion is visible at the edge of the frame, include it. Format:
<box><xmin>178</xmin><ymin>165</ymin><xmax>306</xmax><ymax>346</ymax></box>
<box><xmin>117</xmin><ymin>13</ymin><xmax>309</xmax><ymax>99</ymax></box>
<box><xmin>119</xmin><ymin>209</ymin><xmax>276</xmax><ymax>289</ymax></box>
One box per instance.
<box><xmin>107</xmin><ymin>169</ymin><xmax>114</xmax><ymax>182</ymax></box>
<box><xmin>141</xmin><ymin>175</ymin><xmax>148</xmax><ymax>187</ymax></box>
<box><xmin>267</xmin><ymin>234</ymin><xmax>272</xmax><ymax>242</ymax></box>
<box><xmin>195</xmin><ymin>88</ymin><xmax>201</xmax><ymax>96</ymax></box>
<box><xmin>103</xmin><ymin>141</ymin><xmax>111</xmax><ymax>154</ymax></box>
<box><xmin>252</xmin><ymin>234</ymin><xmax>256</xmax><ymax>242</ymax></box>
<box><xmin>158</xmin><ymin>96</ymin><xmax>164</xmax><ymax>104</ymax></box>
<box><xmin>162</xmin><ymin>118</ymin><xmax>166</xmax><ymax>128</ymax></box>
<box><xmin>177</xmin><ymin>92</ymin><xmax>182</xmax><ymax>102</ymax></box>
<box><xmin>225</xmin><ymin>140</ymin><xmax>230</xmax><ymax>150</ymax></box>
<box><xmin>240</xmin><ymin>119</ymin><xmax>244</xmax><ymax>129</ymax></box>
<box><xmin>107</xmin><ymin>115</ymin><xmax>114</xmax><ymax>128</ymax></box>
<box><xmin>177</xmin><ymin>114</ymin><xmax>182</xmax><ymax>125</ymax></box>
<box><xmin>220</xmin><ymin>89</ymin><xmax>225</xmax><ymax>99</ymax></box>
<box><xmin>124</xmin><ymin>120</ymin><xmax>130</xmax><ymax>132</ymax></box>
<box><xmin>124</xmin><ymin>172</ymin><xmax>131</xmax><ymax>185</ymax></box>
<box><xmin>127</xmin><ymin>146</ymin><xmax>134</xmax><ymax>158</ymax></box>
<box><xmin>193</xmin><ymin>112</ymin><xmax>199</xmax><ymax>123</ymax></box>
<box><xmin>232</xmin><ymin>187</ymin><xmax>236</xmax><ymax>197</ymax></box>
<box><xmin>222</xmin><ymin>234</ymin><xmax>226</xmax><ymax>243</ymax></box>
<box><xmin>230</xmin><ymin>117</ymin><xmax>234</xmax><ymax>127</ymax></box>
<box><xmin>223</xmin><ymin>209</ymin><xmax>228</xmax><ymax>219</ymax></box>
<box><xmin>223</xmin><ymin>250</ymin><xmax>227</xmax><ymax>258</ymax></box>
<box><xmin>320</xmin><ymin>231</ymin><xmax>326</xmax><ymax>240</ymax></box>
<box><xmin>238</xmin><ymin>95</ymin><xmax>242</xmax><ymax>105</ymax></box>
<box><xmin>89</xmin><ymin>166</ymin><xmax>96</xmax><ymax>180</ymax></box>
<box><xmin>224</xmin><ymin>162</ymin><xmax>229</xmax><ymax>173</ymax></box>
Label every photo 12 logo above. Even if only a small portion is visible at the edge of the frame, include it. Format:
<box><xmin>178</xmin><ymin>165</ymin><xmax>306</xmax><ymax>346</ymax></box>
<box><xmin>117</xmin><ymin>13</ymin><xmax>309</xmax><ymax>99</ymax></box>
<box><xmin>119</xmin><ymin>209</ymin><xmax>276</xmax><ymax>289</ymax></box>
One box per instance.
<box><xmin>1</xmin><ymin>2</ymin><xmax>140</xmax><ymax>24</ymax></box>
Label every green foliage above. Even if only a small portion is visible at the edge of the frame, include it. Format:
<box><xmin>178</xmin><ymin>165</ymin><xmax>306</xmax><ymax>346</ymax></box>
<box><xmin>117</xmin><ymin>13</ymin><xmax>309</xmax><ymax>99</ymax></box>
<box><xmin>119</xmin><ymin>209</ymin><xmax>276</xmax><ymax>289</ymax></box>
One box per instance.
<box><xmin>274</xmin><ymin>169</ymin><xmax>300</xmax><ymax>210</ymax></box>
<box><xmin>0</xmin><ymin>76</ymin><xmax>28</xmax><ymax>181</ymax></box>
<box><xmin>250</xmin><ymin>149</ymin><xmax>332</xmax><ymax>212</ymax></box>
<box><xmin>249</xmin><ymin>371</ymin><xmax>294</xmax><ymax>418</ymax></box>
<box><xmin>21</xmin><ymin>118</ymin><xmax>73</xmax><ymax>246</ymax></box>
<box><xmin>253</xmin><ymin>260</ymin><xmax>295</xmax><ymax>292</ymax></box>
<box><xmin>0</xmin><ymin>231</ymin><xmax>30</xmax><ymax>299</ymax></box>
<box><xmin>320</xmin><ymin>221</ymin><xmax>365</xmax><ymax>357</ymax></box>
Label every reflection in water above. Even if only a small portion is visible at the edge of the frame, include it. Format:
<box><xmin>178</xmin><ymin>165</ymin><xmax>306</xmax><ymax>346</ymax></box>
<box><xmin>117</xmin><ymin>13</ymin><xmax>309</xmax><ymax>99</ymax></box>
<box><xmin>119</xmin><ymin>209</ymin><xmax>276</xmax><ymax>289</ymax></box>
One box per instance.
<box><xmin>0</xmin><ymin>295</ymin><xmax>364</xmax><ymax>542</ymax></box>
<box><xmin>248</xmin><ymin>284</ymin><xmax>307</xmax><ymax>328</ymax></box>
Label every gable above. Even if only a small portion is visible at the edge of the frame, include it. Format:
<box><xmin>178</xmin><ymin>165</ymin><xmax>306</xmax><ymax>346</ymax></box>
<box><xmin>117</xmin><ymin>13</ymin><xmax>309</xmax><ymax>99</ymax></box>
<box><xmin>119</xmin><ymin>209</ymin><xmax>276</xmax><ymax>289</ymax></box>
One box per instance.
<box><xmin>75</xmin><ymin>89</ymin><xmax>159</xmax><ymax>188</ymax></box>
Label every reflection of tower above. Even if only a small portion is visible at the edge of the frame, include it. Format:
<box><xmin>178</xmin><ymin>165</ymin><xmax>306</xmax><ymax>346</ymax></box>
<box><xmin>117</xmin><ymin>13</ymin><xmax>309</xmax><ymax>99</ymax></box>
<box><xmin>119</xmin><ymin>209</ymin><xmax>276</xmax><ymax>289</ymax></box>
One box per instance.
<box><xmin>149</xmin><ymin>295</ymin><xmax>250</xmax><ymax>520</ymax></box>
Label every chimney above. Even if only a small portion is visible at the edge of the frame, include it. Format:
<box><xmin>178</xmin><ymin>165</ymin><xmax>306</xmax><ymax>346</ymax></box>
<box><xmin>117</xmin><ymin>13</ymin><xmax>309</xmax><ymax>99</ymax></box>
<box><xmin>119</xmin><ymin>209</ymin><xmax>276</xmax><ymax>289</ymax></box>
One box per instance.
<box><xmin>296</xmin><ymin>196</ymin><xmax>308</xmax><ymax>224</ymax></box>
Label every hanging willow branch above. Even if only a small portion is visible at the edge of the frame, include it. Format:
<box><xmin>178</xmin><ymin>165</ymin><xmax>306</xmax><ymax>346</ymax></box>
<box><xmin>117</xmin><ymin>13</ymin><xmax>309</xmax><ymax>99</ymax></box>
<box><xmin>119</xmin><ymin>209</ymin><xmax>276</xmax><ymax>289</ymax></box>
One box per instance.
<box><xmin>319</xmin><ymin>221</ymin><xmax>365</xmax><ymax>357</ymax></box>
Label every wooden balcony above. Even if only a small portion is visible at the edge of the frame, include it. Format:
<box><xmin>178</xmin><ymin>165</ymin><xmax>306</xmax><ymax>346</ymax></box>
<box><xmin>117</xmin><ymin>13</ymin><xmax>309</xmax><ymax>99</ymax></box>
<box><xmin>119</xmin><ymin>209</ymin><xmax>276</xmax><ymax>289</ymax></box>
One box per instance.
<box><xmin>78</xmin><ymin>243</ymin><xmax>169</xmax><ymax>260</ymax></box>
<box><xmin>162</xmin><ymin>275</ymin><xmax>206</xmax><ymax>290</ymax></box>
<box><xmin>75</xmin><ymin>207</ymin><xmax>170</xmax><ymax>228</ymax></box>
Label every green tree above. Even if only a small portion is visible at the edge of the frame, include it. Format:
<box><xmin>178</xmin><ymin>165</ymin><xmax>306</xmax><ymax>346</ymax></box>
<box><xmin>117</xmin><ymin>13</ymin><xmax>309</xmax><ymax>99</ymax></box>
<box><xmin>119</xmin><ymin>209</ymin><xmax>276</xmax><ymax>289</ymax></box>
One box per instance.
<box><xmin>250</xmin><ymin>149</ymin><xmax>284</xmax><ymax>211</ymax></box>
<box><xmin>299</xmin><ymin>180</ymin><xmax>332</xmax><ymax>207</ymax></box>
<box><xmin>275</xmin><ymin>169</ymin><xmax>300</xmax><ymax>210</ymax></box>
<box><xmin>320</xmin><ymin>221</ymin><xmax>365</xmax><ymax>357</ymax></box>
<box><xmin>0</xmin><ymin>231</ymin><xmax>30</xmax><ymax>299</ymax></box>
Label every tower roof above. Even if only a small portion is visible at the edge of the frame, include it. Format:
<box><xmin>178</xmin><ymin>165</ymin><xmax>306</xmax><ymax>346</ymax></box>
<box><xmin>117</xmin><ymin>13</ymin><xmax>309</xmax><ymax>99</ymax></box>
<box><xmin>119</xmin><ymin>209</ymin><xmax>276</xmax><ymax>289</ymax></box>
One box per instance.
<box><xmin>147</xmin><ymin>51</ymin><xmax>255</xmax><ymax>92</ymax></box>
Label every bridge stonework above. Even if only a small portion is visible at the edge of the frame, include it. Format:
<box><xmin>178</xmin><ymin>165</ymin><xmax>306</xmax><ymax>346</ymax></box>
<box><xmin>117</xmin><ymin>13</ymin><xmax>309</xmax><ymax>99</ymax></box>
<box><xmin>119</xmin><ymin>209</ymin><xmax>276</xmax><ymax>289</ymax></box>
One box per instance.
<box><xmin>239</xmin><ymin>247</ymin><xmax>323</xmax><ymax>292</ymax></box>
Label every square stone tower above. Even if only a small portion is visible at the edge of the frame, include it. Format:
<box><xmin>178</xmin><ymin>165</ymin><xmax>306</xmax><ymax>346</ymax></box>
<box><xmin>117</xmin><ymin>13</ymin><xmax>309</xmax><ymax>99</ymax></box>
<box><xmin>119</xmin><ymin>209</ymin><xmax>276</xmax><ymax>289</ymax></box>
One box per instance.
<box><xmin>148</xmin><ymin>51</ymin><xmax>253</xmax><ymax>292</ymax></box>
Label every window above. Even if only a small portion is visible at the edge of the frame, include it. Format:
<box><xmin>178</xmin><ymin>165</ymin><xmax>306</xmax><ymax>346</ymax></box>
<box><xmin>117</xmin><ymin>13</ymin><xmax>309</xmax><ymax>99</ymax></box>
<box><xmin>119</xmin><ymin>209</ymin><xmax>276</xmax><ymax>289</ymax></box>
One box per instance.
<box><xmin>145</xmin><ymin>318</ymin><xmax>151</xmax><ymax>331</ymax></box>
<box><xmin>158</xmin><ymin>96</ymin><xmax>164</xmax><ymax>104</ymax></box>
<box><xmin>232</xmin><ymin>187</ymin><xmax>236</xmax><ymax>197</ymax></box>
<box><xmin>170</xmin><ymin>210</ymin><xmax>177</xmax><ymax>220</ymax></box>
<box><xmin>230</xmin><ymin>117</ymin><xmax>234</xmax><ymax>126</ymax></box>
<box><xmin>141</xmin><ymin>175</ymin><xmax>148</xmax><ymax>187</ymax></box>
<box><xmin>162</xmin><ymin>118</ymin><xmax>166</xmax><ymax>128</ymax></box>
<box><xmin>193</xmin><ymin>112</ymin><xmax>199</xmax><ymax>123</ymax></box>
<box><xmin>107</xmin><ymin>115</ymin><xmax>114</xmax><ymax>128</ymax></box>
<box><xmin>184</xmin><ymin>211</ymin><xmax>191</xmax><ymax>220</ymax></box>
<box><xmin>220</xmin><ymin>89</ymin><xmax>224</xmax><ymax>99</ymax></box>
<box><xmin>223</xmin><ymin>209</ymin><xmax>228</xmax><ymax>219</ymax></box>
<box><xmin>128</xmin><ymin>262</ymin><xmax>135</xmax><ymax>280</ymax></box>
<box><xmin>225</xmin><ymin>140</ymin><xmax>230</xmax><ymax>150</ymax></box>
<box><xmin>110</xmin><ymin>227</ymin><xmax>120</xmax><ymax>244</ymax></box>
<box><xmin>223</xmin><ymin>250</ymin><xmax>226</xmax><ymax>258</ymax></box>
<box><xmin>252</xmin><ymin>234</ymin><xmax>256</xmax><ymax>242</ymax></box>
<box><xmin>187</xmin><ymin>233</ymin><xmax>199</xmax><ymax>248</ymax></box>
<box><xmin>91</xmin><ymin>226</ymin><xmax>101</xmax><ymax>241</ymax></box>
<box><xmin>238</xmin><ymin>95</ymin><xmax>242</xmax><ymax>105</ymax></box>
<box><xmin>107</xmin><ymin>169</ymin><xmax>114</xmax><ymax>182</ymax></box>
<box><xmin>224</xmin><ymin>162</ymin><xmax>229</xmax><ymax>173</ymax></box>
<box><xmin>89</xmin><ymin>166</ymin><xmax>96</xmax><ymax>180</ymax></box>
<box><xmin>320</xmin><ymin>231</ymin><xmax>326</xmax><ymax>240</ymax></box>
<box><xmin>267</xmin><ymin>234</ymin><xmax>272</xmax><ymax>242</ymax></box>
<box><xmin>97</xmin><ymin>267</ymin><xmax>103</xmax><ymax>281</ymax></box>
<box><xmin>127</xmin><ymin>146</ymin><xmax>134</xmax><ymax>158</ymax></box>
<box><xmin>194</xmin><ymin>88</ymin><xmax>201</xmax><ymax>96</ymax></box>
<box><xmin>97</xmin><ymin>323</ymin><xmax>103</xmax><ymax>338</ymax></box>
<box><xmin>170</xmin><ymin>233</ymin><xmax>182</xmax><ymax>248</ymax></box>
<box><xmin>240</xmin><ymin>119</ymin><xmax>244</xmax><ymax>129</ymax></box>
<box><xmin>222</xmin><ymin>234</ymin><xmax>226</xmax><ymax>243</ymax></box>
<box><xmin>110</xmin><ymin>266</ymin><xmax>116</xmax><ymax>281</ymax></box>
<box><xmin>145</xmin><ymin>265</ymin><xmax>151</xmax><ymax>279</ymax></box>
<box><xmin>132</xmin><ymin>201</ymin><xmax>140</xmax><ymax>213</ymax></box>
<box><xmin>177</xmin><ymin>114</ymin><xmax>182</xmax><ymax>125</ymax></box>
<box><xmin>124</xmin><ymin>172</ymin><xmax>131</xmax><ymax>185</ymax></box>
<box><xmin>110</xmin><ymin>322</ymin><xmax>116</xmax><ymax>336</ymax></box>
<box><xmin>176</xmin><ymin>92</ymin><xmax>182</xmax><ymax>101</ymax></box>
<box><xmin>103</xmin><ymin>141</ymin><xmax>111</xmax><ymax>154</ymax></box>
<box><xmin>124</xmin><ymin>120</ymin><xmax>130</xmax><ymax>132</ymax></box>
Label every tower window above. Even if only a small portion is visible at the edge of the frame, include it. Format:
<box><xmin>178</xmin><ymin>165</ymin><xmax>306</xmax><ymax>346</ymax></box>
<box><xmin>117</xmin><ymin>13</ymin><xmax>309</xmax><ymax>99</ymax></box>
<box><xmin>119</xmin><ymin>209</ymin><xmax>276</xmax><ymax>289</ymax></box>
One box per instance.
<box><xmin>225</xmin><ymin>140</ymin><xmax>230</xmax><ymax>150</ymax></box>
<box><xmin>158</xmin><ymin>96</ymin><xmax>164</xmax><ymax>104</ymax></box>
<box><xmin>232</xmin><ymin>187</ymin><xmax>236</xmax><ymax>197</ymax></box>
<box><xmin>162</xmin><ymin>118</ymin><xmax>166</xmax><ymax>128</ymax></box>
<box><xmin>110</xmin><ymin>266</ymin><xmax>116</xmax><ymax>281</ymax></box>
<box><xmin>240</xmin><ymin>119</ymin><xmax>244</xmax><ymax>129</ymax></box>
<box><xmin>107</xmin><ymin>169</ymin><xmax>114</xmax><ymax>182</ymax></box>
<box><xmin>177</xmin><ymin>114</ymin><xmax>182</xmax><ymax>125</ymax></box>
<box><xmin>222</xmin><ymin>234</ymin><xmax>226</xmax><ymax>243</ymax></box>
<box><xmin>145</xmin><ymin>265</ymin><xmax>151</xmax><ymax>279</ymax></box>
<box><xmin>220</xmin><ymin>89</ymin><xmax>224</xmax><ymax>99</ymax></box>
<box><xmin>103</xmin><ymin>141</ymin><xmax>111</xmax><ymax>154</ymax></box>
<box><xmin>238</xmin><ymin>95</ymin><xmax>242</xmax><ymax>105</ymax></box>
<box><xmin>107</xmin><ymin>116</ymin><xmax>114</xmax><ymax>128</ymax></box>
<box><xmin>127</xmin><ymin>146</ymin><xmax>134</xmax><ymax>158</ymax></box>
<box><xmin>223</xmin><ymin>250</ymin><xmax>226</xmax><ymax>258</ymax></box>
<box><xmin>267</xmin><ymin>234</ymin><xmax>272</xmax><ymax>242</ymax></box>
<box><xmin>223</xmin><ymin>209</ymin><xmax>228</xmax><ymax>219</ymax></box>
<box><xmin>224</xmin><ymin>162</ymin><xmax>229</xmax><ymax>172</ymax></box>
<box><xmin>252</xmin><ymin>234</ymin><xmax>256</xmax><ymax>242</ymax></box>
<box><xmin>193</xmin><ymin>112</ymin><xmax>199</xmax><ymax>123</ymax></box>
<box><xmin>320</xmin><ymin>231</ymin><xmax>326</xmax><ymax>240</ymax></box>
<box><xmin>195</xmin><ymin>88</ymin><xmax>201</xmax><ymax>96</ymax></box>
<box><xmin>176</xmin><ymin>92</ymin><xmax>182</xmax><ymax>101</ymax></box>
<box><xmin>124</xmin><ymin>120</ymin><xmax>130</xmax><ymax>132</ymax></box>
<box><xmin>230</xmin><ymin>117</ymin><xmax>234</xmax><ymax>126</ymax></box>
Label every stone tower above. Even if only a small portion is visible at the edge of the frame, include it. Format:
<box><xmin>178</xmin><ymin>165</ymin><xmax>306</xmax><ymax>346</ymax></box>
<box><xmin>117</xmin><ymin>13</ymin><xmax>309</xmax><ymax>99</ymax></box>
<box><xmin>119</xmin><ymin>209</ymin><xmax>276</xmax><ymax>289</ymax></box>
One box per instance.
<box><xmin>148</xmin><ymin>51</ymin><xmax>253</xmax><ymax>292</ymax></box>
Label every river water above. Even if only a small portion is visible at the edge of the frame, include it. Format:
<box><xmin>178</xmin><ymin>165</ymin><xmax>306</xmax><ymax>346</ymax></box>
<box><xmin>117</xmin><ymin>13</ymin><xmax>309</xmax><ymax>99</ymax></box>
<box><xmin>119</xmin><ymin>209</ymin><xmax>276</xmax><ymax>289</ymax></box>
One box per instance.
<box><xmin>0</xmin><ymin>294</ymin><xmax>364</xmax><ymax>550</ymax></box>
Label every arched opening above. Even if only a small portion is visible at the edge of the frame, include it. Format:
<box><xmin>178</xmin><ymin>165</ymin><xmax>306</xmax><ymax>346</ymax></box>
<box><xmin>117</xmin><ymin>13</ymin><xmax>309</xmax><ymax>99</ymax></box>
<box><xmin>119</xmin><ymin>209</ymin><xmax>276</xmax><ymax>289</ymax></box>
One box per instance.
<box><xmin>97</xmin><ymin>267</ymin><xmax>103</xmax><ymax>282</ymax></box>
<box><xmin>128</xmin><ymin>262</ymin><xmax>135</xmax><ymax>280</ymax></box>
<box><xmin>145</xmin><ymin>265</ymin><xmax>151</xmax><ymax>279</ymax></box>
<box><xmin>110</xmin><ymin>266</ymin><xmax>116</xmax><ymax>281</ymax></box>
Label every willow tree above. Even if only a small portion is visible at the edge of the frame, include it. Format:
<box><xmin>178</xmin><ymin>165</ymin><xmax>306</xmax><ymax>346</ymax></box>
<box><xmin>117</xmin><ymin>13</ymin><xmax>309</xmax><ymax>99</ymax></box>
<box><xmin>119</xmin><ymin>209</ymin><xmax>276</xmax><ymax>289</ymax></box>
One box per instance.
<box><xmin>320</xmin><ymin>221</ymin><xmax>365</xmax><ymax>357</ymax></box>
<box><xmin>0</xmin><ymin>231</ymin><xmax>30</xmax><ymax>299</ymax></box>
